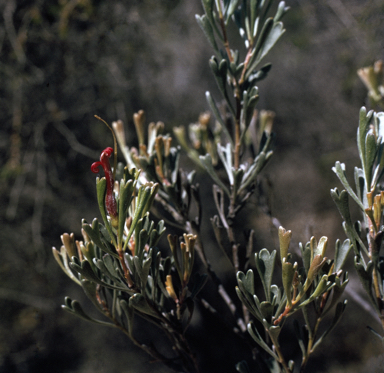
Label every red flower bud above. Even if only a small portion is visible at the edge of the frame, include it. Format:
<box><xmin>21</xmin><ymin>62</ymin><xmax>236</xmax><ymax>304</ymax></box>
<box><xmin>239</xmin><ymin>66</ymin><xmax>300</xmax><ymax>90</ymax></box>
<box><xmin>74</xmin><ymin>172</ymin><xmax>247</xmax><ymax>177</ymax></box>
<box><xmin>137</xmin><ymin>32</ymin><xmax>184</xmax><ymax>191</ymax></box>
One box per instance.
<box><xmin>91</xmin><ymin>147</ymin><xmax>118</xmax><ymax>220</ymax></box>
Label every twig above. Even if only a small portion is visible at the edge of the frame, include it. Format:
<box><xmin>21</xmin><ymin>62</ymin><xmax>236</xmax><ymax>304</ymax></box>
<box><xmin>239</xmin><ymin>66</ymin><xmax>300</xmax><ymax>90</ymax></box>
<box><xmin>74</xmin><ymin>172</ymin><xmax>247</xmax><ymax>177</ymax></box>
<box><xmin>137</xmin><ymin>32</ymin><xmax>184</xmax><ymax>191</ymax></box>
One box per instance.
<box><xmin>54</xmin><ymin>122</ymin><xmax>100</xmax><ymax>159</ymax></box>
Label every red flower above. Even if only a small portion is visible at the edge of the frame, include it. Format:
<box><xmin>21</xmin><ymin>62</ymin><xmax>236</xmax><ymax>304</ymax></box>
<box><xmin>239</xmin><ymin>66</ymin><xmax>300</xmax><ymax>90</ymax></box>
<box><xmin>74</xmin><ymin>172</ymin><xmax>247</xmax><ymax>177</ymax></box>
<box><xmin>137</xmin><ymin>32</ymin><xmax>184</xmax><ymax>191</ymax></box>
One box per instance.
<box><xmin>91</xmin><ymin>147</ymin><xmax>118</xmax><ymax>221</ymax></box>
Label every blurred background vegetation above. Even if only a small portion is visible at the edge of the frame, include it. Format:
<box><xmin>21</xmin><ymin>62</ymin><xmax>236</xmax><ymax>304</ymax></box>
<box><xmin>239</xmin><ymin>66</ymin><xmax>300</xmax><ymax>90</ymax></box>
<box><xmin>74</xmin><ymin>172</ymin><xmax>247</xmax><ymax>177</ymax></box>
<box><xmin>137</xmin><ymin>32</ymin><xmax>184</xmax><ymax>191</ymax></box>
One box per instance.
<box><xmin>1</xmin><ymin>0</ymin><xmax>384</xmax><ymax>372</ymax></box>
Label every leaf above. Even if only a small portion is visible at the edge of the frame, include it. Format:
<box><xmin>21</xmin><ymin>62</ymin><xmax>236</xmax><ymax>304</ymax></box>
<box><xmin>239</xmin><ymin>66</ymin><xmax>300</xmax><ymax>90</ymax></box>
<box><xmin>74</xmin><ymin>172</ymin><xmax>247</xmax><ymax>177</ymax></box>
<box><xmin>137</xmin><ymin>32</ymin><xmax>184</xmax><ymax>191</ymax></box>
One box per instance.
<box><xmin>255</xmin><ymin>249</ymin><xmax>276</xmax><ymax>302</ymax></box>
<box><xmin>247</xmin><ymin>322</ymin><xmax>279</xmax><ymax>360</ymax></box>
<box><xmin>299</xmin><ymin>276</ymin><xmax>334</xmax><ymax>309</ymax></box>
<box><xmin>314</xmin><ymin>236</ymin><xmax>328</xmax><ymax>258</ymax></box>
<box><xmin>129</xmin><ymin>293</ymin><xmax>159</xmax><ymax>318</ymax></box>
<box><xmin>239</xmin><ymin>152</ymin><xmax>268</xmax><ymax>193</ymax></box>
<box><xmin>274</xmin><ymin>1</ymin><xmax>290</xmax><ymax>22</ymax></box>
<box><xmin>225</xmin><ymin>0</ymin><xmax>240</xmax><ymax>22</ymax></box>
<box><xmin>52</xmin><ymin>247</ymin><xmax>81</xmax><ymax>285</ymax></box>
<box><xmin>278</xmin><ymin>226</ymin><xmax>292</xmax><ymax>261</ymax></box>
<box><xmin>70</xmin><ymin>260</ymin><xmax>130</xmax><ymax>292</ymax></box>
<box><xmin>81</xmin><ymin>279</ymin><xmax>104</xmax><ymax>312</ymax></box>
<box><xmin>331</xmin><ymin>163</ymin><xmax>364</xmax><ymax>211</ymax></box>
<box><xmin>354</xmin><ymin>257</ymin><xmax>378</xmax><ymax>311</ymax></box>
<box><xmin>195</xmin><ymin>14</ymin><xmax>219</xmax><ymax>51</ymax></box>
<box><xmin>217</xmin><ymin>143</ymin><xmax>234</xmax><ymax>185</ymax></box>
<box><xmin>306</xmin><ymin>256</ymin><xmax>327</xmax><ymax>284</ymax></box>
<box><xmin>322</xmin><ymin>272</ymin><xmax>349</xmax><ymax>316</ymax></box>
<box><xmin>62</xmin><ymin>297</ymin><xmax>115</xmax><ymax>327</ymax></box>
<box><xmin>311</xmin><ymin>300</ymin><xmax>348</xmax><ymax>352</ymax></box>
<box><xmin>367</xmin><ymin>326</ymin><xmax>384</xmax><ymax>342</ymax></box>
<box><xmin>300</xmin><ymin>242</ymin><xmax>311</xmax><ymax>275</ymax></box>
<box><xmin>293</xmin><ymin>319</ymin><xmax>307</xmax><ymax>360</ymax></box>
<box><xmin>125</xmin><ymin>186</ymin><xmax>152</xmax><ymax>243</ymax></box>
<box><xmin>118</xmin><ymin>178</ymin><xmax>136</xmax><ymax>245</ymax></box>
<box><xmin>96</xmin><ymin>177</ymin><xmax>107</xmax><ymax>224</ymax></box>
<box><xmin>199</xmin><ymin>153</ymin><xmax>230</xmax><ymax>196</ymax></box>
<box><xmin>260</xmin><ymin>301</ymin><xmax>274</xmax><ymax>323</ymax></box>
<box><xmin>357</xmin><ymin>107</ymin><xmax>373</xmax><ymax>169</ymax></box>
<box><xmin>237</xmin><ymin>269</ymin><xmax>255</xmax><ymax>295</ymax></box>
<box><xmin>246</xmin><ymin>19</ymin><xmax>285</xmax><ymax>79</ymax></box>
<box><xmin>282</xmin><ymin>259</ymin><xmax>295</xmax><ymax>306</ymax></box>
<box><xmin>82</xmin><ymin>219</ymin><xmax>119</xmax><ymax>258</ymax></box>
<box><xmin>120</xmin><ymin>299</ymin><xmax>135</xmax><ymax>336</ymax></box>
<box><xmin>235</xmin><ymin>360</ymin><xmax>251</xmax><ymax>373</ymax></box>
<box><xmin>334</xmin><ymin>239</ymin><xmax>352</xmax><ymax>272</ymax></box>
<box><xmin>205</xmin><ymin>91</ymin><xmax>234</xmax><ymax>146</ymax></box>
<box><xmin>354</xmin><ymin>167</ymin><xmax>367</xmax><ymax>204</ymax></box>
<box><xmin>364</xmin><ymin>131</ymin><xmax>378</xmax><ymax>188</ymax></box>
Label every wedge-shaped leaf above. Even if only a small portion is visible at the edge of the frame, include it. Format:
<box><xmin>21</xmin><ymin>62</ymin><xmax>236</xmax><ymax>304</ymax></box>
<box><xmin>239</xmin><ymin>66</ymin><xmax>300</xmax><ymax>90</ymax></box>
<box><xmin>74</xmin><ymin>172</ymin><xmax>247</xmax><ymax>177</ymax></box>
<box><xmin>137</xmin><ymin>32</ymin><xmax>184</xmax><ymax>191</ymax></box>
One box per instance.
<box><xmin>293</xmin><ymin>319</ymin><xmax>307</xmax><ymax>360</ymax></box>
<box><xmin>70</xmin><ymin>260</ymin><xmax>130</xmax><ymax>292</ymax></box>
<box><xmin>103</xmin><ymin>254</ymin><xmax>121</xmax><ymax>279</ymax></box>
<box><xmin>70</xmin><ymin>260</ymin><xmax>99</xmax><ymax>283</ymax></box>
<box><xmin>52</xmin><ymin>247</ymin><xmax>81</xmax><ymax>285</ymax></box>
<box><xmin>199</xmin><ymin>153</ymin><xmax>230</xmax><ymax>196</ymax></box>
<box><xmin>246</xmin><ymin>20</ymin><xmax>285</xmax><ymax>80</ymax></box>
<box><xmin>196</xmin><ymin>14</ymin><xmax>219</xmax><ymax>51</ymax></box>
<box><xmin>367</xmin><ymin>326</ymin><xmax>384</xmax><ymax>342</ymax></box>
<box><xmin>322</xmin><ymin>273</ymin><xmax>349</xmax><ymax>316</ymax></box>
<box><xmin>278</xmin><ymin>226</ymin><xmax>292</xmax><ymax>261</ymax></box>
<box><xmin>209</xmin><ymin>58</ymin><xmax>233</xmax><ymax>113</ymax></box>
<box><xmin>364</xmin><ymin>132</ymin><xmax>378</xmax><ymax>188</ymax></box>
<box><xmin>282</xmin><ymin>259</ymin><xmax>295</xmax><ymax>306</ymax></box>
<box><xmin>311</xmin><ymin>300</ymin><xmax>348</xmax><ymax>352</ymax></box>
<box><xmin>270</xmin><ymin>285</ymin><xmax>282</xmax><ymax>306</ymax></box>
<box><xmin>274</xmin><ymin>1</ymin><xmax>290</xmax><ymax>22</ymax></box>
<box><xmin>332</xmin><ymin>163</ymin><xmax>364</xmax><ymax>211</ymax></box>
<box><xmin>62</xmin><ymin>297</ymin><xmax>115</xmax><ymax>327</ymax></box>
<box><xmin>96</xmin><ymin>177</ymin><xmax>108</xmax><ymax>224</ymax></box>
<box><xmin>255</xmin><ymin>249</ymin><xmax>276</xmax><ymax>302</ymax></box>
<box><xmin>354</xmin><ymin>257</ymin><xmax>378</xmax><ymax>311</ymax></box>
<box><xmin>81</xmin><ymin>279</ymin><xmax>104</xmax><ymax>313</ymax></box>
<box><xmin>247</xmin><ymin>321</ymin><xmax>279</xmax><ymax>360</ymax></box>
<box><xmin>217</xmin><ymin>143</ymin><xmax>234</xmax><ymax>185</ymax></box>
<box><xmin>299</xmin><ymin>276</ymin><xmax>333</xmax><ymax>309</ymax></box>
<box><xmin>236</xmin><ymin>286</ymin><xmax>262</xmax><ymax>321</ymax></box>
<box><xmin>314</xmin><ymin>236</ymin><xmax>328</xmax><ymax>258</ymax></box>
<box><xmin>235</xmin><ymin>360</ymin><xmax>251</xmax><ymax>373</ymax></box>
<box><xmin>306</xmin><ymin>256</ymin><xmax>327</xmax><ymax>285</ymax></box>
<box><xmin>354</xmin><ymin>166</ymin><xmax>367</xmax><ymax>204</ymax></box>
<box><xmin>94</xmin><ymin>258</ymin><xmax>119</xmax><ymax>282</ymax></box>
<box><xmin>120</xmin><ymin>299</ymin><xmax>135</xmax><ymax>336</ymax></box>
<box><xmin>225</xmin><ymin>0</ymin><xmax>240</xmax><ymax>23</ymax></box>
<box><xmin>248</xmin><ymin>63</ymin><xmax>272</xmax><ymax>84</ymax></box>
<box><xmin>125</xmin><ymin>186</ymin><xmax>152</xmax><ymax>243</ymax></box>
<box><xmin>237</xmin><ymin>269</ymin><xmax>255</xmax><ymax>295</ymax></box>
<box><xmin>300</xmin><ymin>242</ymin><xmax>311</xmax><ymax>275</ymax></box>
<box><xmin>200</xmin><ymin>0</ymin><xmax>220</xmax><ymax>36</ymax></box>
<box><xmin>357</xmin><ymin>107</ymin><xmax>373</xmax><ymax>168</ymax></box>
<box><xmin>260</xmin><ymin>301</ymin><xmax>274</xmax><ymax>323</ymax></box>
<box><xmin>239</xmin><ymin>152</ymin><xmax>267</xmax><ymax>193</ymax></box>
<box><xmin>205</xmin><ymin>91</ymin><xmax>234</xmax><ymax>146</ymax></box>
<box><xmin>118</xmin><ymin>178</ymin><xmax>136</xmax><ymax>245</ymax></box>
<box><xmin>263</xmin><ymin>320</ymin><xmax>282</xmax><ymax>343</ymax></box>
<box><xmin>82</xmin><ymin>219</ymin><xmax>119</xmax><ymax>258</ymax></box>
<box><xmin>334</xmin><ymin>239</ymin><xmax>352</xmax><ymax>272</ymax></box>
<box><xmin>129</xmin><ymin>293</ymin><xmax>159</xmax><ymax>318</ymax></box>
<box><xmin>141</xmin><ymin>252</ymin><xmax>153</xmax><ymax>290</ymax></box>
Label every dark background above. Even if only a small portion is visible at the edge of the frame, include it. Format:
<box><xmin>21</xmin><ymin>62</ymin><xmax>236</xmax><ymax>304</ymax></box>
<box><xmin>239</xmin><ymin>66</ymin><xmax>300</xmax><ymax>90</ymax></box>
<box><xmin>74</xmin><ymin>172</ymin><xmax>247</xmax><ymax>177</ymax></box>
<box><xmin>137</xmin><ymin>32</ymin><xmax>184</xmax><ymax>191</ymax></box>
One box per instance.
<box><xmin>1</xmin><ymin>0</ymin><xmax>384</xmax><ymax>372</ymax></box>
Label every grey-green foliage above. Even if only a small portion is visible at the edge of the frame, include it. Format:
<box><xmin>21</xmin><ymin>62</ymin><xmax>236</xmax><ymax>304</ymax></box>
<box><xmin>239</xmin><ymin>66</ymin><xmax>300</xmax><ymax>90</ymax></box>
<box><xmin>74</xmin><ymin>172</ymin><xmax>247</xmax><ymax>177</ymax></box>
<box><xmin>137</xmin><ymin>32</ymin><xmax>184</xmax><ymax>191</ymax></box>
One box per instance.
<box><xmin>332</xmin><ymin>107</ymin><xmax>384</xmax><ymax>341</ymax></box>
<box><xmin>178</xmin><ymin>0</ymin><xmax>289</xmax><ymax>204</ymax></box>
<box><xmin>51</xmin><ymin>1</ymin><xmax>360</xmax><ymax>372</ymax></box>
<box><xmin>235</xmin><ymin>227</ymin><xmax>349</xmax><ymax>372</ymax></box>
<box><xmin>53</xmin><ymin>162</ymin><xmax>205</xmax><ymax>373</ymax></box>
